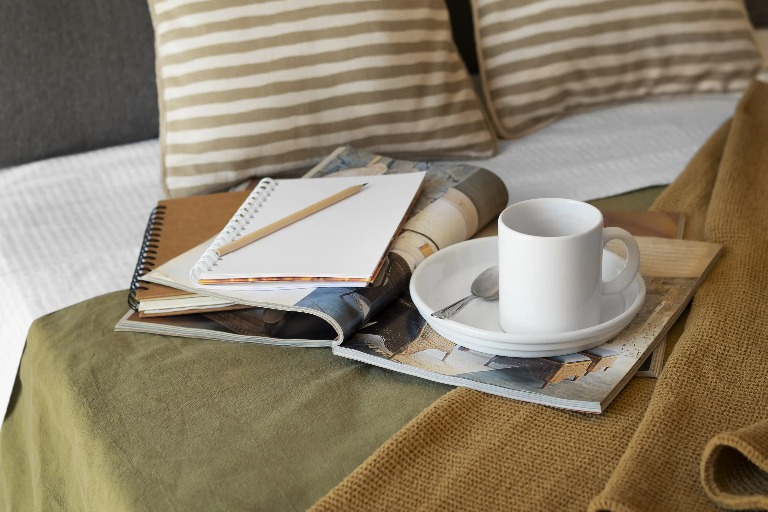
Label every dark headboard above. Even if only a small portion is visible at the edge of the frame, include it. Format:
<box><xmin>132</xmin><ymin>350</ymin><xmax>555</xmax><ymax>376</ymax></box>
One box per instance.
<box><xmin>446</xmin><ymin>0</ymin><xmax>480</xmax><ymax>74</ymax></box>
<box><xmin>0</xmin><ymin>0</ymin><xmax>158</xmax><ymax>169</ymax></box>
<box><xmin>745</xmin><ymin>0</ymin><xmax>768</xmax><ymax>27</ymax></box>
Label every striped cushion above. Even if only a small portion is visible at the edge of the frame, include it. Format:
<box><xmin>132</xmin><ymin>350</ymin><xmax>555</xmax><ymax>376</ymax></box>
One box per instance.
<box><xmin>149</xmin><ymin>0</ymin><xmax>497</xmax><ymax>197</ymax></box>
<box><xmin>473</xmin><ymin>0</ymin><xmax>765</xmax><ymax>139</ymax></box>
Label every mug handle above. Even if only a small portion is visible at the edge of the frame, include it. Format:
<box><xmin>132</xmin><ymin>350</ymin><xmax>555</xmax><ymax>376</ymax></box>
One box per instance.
<box><xmin>602</xmin><ymin>227</ymin><xmax>641</xmax><ymax>295</ymax></box>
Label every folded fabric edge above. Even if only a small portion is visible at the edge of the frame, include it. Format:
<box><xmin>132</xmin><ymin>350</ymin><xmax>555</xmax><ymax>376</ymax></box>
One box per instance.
<box><xmin>700</xmin><ymin>420</ymin><xmax>768</xmax><ymax>510</ymax></box>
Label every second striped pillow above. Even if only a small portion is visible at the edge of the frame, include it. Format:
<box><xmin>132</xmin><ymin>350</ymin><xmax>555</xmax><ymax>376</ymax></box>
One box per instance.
<box><xmin>473</xmin><ymin>0</ymin><xmax>765</xmax><ymax>139</ymax></box>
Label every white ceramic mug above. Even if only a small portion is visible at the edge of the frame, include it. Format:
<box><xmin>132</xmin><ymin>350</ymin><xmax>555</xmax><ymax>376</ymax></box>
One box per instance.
<box><xmin>497</xmin><ymin>198</ymin><xmax>640</xmax><ymax>334</ymax></box>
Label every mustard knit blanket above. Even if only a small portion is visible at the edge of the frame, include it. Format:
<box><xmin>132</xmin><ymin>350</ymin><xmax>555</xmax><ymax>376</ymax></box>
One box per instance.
<box><xmin>312</xmin><ymin>80</ymin><xmax>768</xmax><ymax>512</ymax></box>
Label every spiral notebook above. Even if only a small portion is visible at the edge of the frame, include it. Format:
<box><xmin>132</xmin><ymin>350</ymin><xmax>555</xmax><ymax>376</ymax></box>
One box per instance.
<box><xmin>128</xmin><ymin>190</ymin><xmax>252</xmax><ymax>315</ymax></box>
<box><xmin>190</xmin><ymin>172</ymin><xmax>426</xmax><ymax>288</ymax></box>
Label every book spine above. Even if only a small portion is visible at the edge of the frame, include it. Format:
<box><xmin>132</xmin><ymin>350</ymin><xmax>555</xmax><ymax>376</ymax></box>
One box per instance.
<box><xmin>189</xmin><ymin>177</ymin><xmax>276</xmax><ymax>283</ymax></box>
<box><xmin>128</xmin><ymin>205</ymin><xmax>167</xmax><ymax>309</ymax></box>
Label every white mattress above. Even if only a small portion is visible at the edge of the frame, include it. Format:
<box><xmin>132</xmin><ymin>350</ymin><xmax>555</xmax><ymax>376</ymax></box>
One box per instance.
<box><xmin>0</xmin><ymin>90</ymin><xmax>748</xmax><ymax>421</ymax></box>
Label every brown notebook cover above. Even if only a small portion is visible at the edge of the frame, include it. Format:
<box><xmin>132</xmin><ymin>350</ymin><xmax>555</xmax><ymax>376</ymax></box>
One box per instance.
<box><xmin>603</xmin><ymin>211</ymin><xmax>684</xmax><ymax>239</ymax></box>
<box><xmin>128</xmin><ymin>190</ymin><xmax>250</xmax><ymax>312</ymax></box>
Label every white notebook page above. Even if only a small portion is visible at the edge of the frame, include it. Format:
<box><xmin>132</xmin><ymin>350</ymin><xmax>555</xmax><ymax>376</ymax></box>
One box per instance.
<box><xmin>192</xmin><ymin>172</ymin><xmax>425</xmax><ymax>286</ymax></box>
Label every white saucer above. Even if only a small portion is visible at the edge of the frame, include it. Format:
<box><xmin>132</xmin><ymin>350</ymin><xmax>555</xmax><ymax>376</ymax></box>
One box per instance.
<box><xmin>409</xmin><ymin>237</ymin><xmax>646</xmax><ymax>358</ymax></box>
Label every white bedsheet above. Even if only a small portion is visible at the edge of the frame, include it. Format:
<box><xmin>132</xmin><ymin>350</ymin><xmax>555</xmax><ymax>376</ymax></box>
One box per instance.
<box><xmin>0</xmin><ymin>140</ymin><xmax>164</xmax><ymax>420</ymax></box>
<box><xmin>0</xmin><ymin>91</ymin><xmax>745</xmax><ymax>421</ymax></box>
<box><xmin>466</xmin><ymin>94</ymin><xmax>741</xmax><ymax>203</ymax></box>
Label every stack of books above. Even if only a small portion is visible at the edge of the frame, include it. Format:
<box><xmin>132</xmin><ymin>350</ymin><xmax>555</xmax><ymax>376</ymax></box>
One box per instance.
<box><xmin>132</xmin><ymin>171</ymin><xmax>426</xmax><ymax>317</ymax></box>
<box><xmin>117</xmin><ymin>146</ymin><xmax>722</xmax><ymax>413</ymax></box>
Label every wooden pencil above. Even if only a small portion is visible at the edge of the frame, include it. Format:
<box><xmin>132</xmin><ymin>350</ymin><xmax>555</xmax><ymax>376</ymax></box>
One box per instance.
<box><xmin>216</xmin><ymin>183</ymin><xmax>367</xmax><ymax>257</ymax></box>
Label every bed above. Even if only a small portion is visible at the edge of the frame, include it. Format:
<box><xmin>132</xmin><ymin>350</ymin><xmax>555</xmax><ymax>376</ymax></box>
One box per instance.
<box><xmin>0</xmin><ymin>93</ymin><xmax>747</xmax><ymax>420</ymax></box>
<box><xmin>2</xmin><ymin>0</ymin><xmax>767</xmax><ymax>509</ymax></box>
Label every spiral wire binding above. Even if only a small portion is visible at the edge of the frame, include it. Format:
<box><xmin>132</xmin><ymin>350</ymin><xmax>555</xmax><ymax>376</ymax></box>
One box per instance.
<box><xmin>189</xmin><ymin>178</ymin><xmax>277</xmax><ymax>283</ymax></box>
<box><xmin>128</xmin><ymin>205</ymin><xmax>167</xmax><ymax>310</ymax></box>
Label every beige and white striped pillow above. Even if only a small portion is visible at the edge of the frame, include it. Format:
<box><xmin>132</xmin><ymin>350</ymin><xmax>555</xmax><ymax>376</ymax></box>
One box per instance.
<box><xmin>473</xmin><ymin>0</ymin><xmax>765</xmax><ymax>139</ymax></box>
<box><xmin>149</xmin><ymin>0</ymin><xmax>497</xmax><ymax>197</ymax></box>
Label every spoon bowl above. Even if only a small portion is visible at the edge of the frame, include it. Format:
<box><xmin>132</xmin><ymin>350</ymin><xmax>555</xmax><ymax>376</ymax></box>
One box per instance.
<box><xmin>430</xmin><ymin>265</ymin><xmax>499</xmax><ymax>319</ymax></box>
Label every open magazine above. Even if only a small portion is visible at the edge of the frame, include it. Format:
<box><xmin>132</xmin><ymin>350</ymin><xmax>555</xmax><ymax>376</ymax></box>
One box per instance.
<box><xmin>116</xmin><ymin>146</ymin><xmax>509</xmax><ymax>345</ymax></box>
<box><xmin>333</xmin><ymin>237</ymin><xmax>722</xmax><ymax>413</ymax></box>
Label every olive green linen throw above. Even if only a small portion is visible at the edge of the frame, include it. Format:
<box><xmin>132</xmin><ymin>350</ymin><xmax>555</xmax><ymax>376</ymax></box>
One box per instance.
<box><xmin>0</xmin><ymin>292</ymin><xmax>449</xmax><ymax>510</ymax></box>
<box><xmin>311</xmin><ymin>80</ymin><xmax>768</xmax><ymax>511</ymax></box>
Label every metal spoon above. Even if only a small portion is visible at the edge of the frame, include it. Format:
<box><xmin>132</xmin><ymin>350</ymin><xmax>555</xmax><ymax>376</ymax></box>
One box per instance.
<box><xmin>431</xmin><ymin>265</ymin><xmax>499</xmax><ymax>319</ymax></box>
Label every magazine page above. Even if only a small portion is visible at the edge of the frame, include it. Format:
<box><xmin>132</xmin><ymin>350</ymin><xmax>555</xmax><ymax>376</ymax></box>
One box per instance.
<box><xmin>332</xmin><ymin>237</ymin><xmax>722</xmax><ymax>413</ymax></box>
<box><xmin>115</xmin><ymin>307</ymin><xmax>332</xmax><ymax>347</ymax></box>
